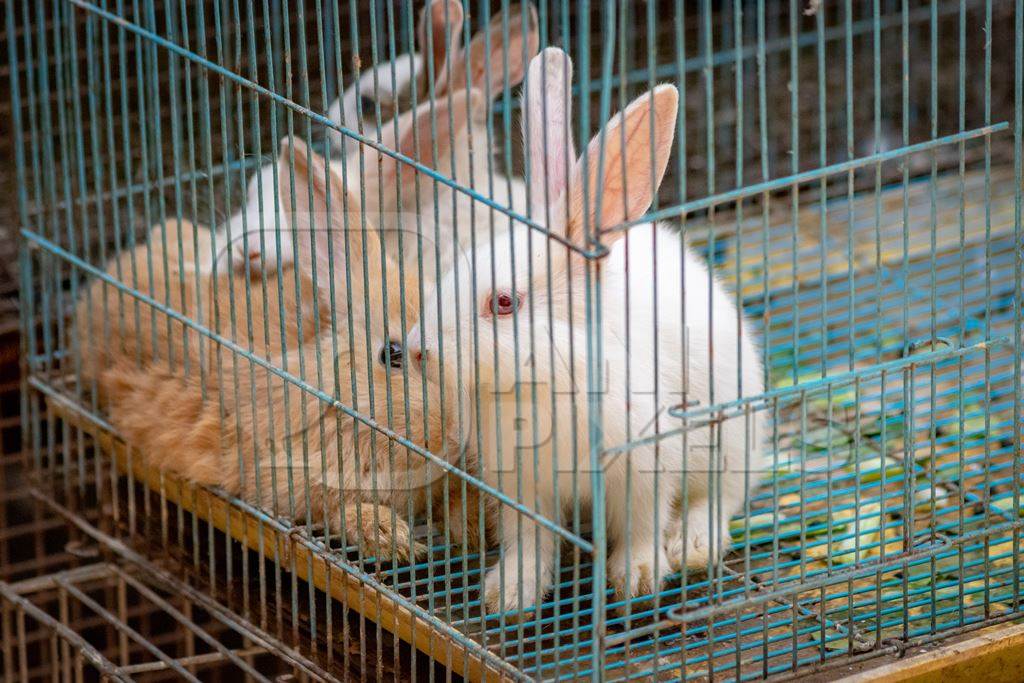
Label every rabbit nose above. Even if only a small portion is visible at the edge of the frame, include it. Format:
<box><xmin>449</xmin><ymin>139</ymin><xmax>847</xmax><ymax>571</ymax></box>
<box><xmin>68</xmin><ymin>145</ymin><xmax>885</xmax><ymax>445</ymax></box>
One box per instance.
<box><xmin>406</xmin><ymin>325</ymin><xmax>426</xmax><ymax>364</ymax></box>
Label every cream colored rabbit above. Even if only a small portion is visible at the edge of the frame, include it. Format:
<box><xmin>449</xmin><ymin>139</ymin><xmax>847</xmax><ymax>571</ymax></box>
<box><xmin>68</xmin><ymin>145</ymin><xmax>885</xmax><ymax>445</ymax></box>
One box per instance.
<box><xmin>77</xmin><ymin>140</ymin><xmax>487</xmax><ymax>559</ymax></box>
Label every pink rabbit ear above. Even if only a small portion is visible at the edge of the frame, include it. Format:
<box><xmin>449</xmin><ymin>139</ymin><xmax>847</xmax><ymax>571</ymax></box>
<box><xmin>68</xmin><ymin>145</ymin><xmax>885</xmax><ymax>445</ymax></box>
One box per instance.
<box><xmin>417</xmin><ymin>0</ymin><xmax>464</xmax><ymax>87</ymax></box>
<box><xmin>523</xmin><ymin>47</ymin><xmax>574</xmax><ymax>221</ymax></box>
<box><xmin>277</xmin><ymin>137</ymin><xmax>357</xmax><ymax>223</ymax></box>
<box><xmin>277</xmin><ymin>137</ymin><xmax>357</xmax><ymax>268</ymax></box>
<box><xmin>436</xmin><ymin>2</ymin><xmax>539</xmax><ymax>97</ymax></box>
<box><xmin>278</xmin><ymin>138</ymin><xmax>395</xmax><ymax>314</ymax></box>
<box><xmin>392</xmin><ymin>88</ymin><xmax>488</xmax><ymax>184</ymax></box>
<box><xmin>565</xmin><ymin>85</ymin><xmax>679</xmax><ymax>246</ymax></box>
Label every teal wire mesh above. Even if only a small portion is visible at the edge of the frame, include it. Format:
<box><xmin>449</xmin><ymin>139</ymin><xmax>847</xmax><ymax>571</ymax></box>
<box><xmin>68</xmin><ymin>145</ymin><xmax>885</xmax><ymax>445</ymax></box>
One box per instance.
<box><xmin>7</xmin><ymin>0</ymin><xmax>1022</xmax><ymax>681</ymax></box>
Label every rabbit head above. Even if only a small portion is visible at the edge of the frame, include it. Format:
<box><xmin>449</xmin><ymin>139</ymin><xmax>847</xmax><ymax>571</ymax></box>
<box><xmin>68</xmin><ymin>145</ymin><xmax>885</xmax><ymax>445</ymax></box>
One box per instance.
<box><xmin>242</xmin><ymin>3</ymin><xmax>537</xmax><ymax>281</ymax></box>
<box><xmin>408</xmin><ymin>48</ymin><xmax>679</xmax><ymax>443</ymax></box>
<box><xmin>224</xmin><ymin>0</ymin><xmax>462</xmax><ymax>276</ymax></box>
<box><xmin>250</xmin><ymin>141</ymin><xmax>459</xmax><ymax>504</ymax></box>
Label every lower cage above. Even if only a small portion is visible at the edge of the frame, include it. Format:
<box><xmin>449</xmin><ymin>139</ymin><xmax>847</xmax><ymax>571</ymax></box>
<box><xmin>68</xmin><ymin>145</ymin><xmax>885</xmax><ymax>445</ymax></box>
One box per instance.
<box><xmin>0</xmin><ymin>460</ymin><xmax>321</xmax><ymax>681</ymax></box>
<box><xmin>2</xmin><ymin>561</ymin><xmax>306</xmax><ymax>681</ymax></box>
<box><xmin>22</xmin><ymin>153</ymin><xmax>1023</xmax><ymax>681</ymax></box>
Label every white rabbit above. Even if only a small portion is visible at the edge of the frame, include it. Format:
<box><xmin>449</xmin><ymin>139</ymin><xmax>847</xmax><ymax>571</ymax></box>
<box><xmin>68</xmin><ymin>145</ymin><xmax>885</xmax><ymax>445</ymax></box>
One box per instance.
<box><xmin>225</xmin><ymin>2</ymin><xmax>538</xmax><ymax>283</ymax></box>
<box><xmin>407</xmin><ymin>48</ymin><xmax>766</xmax><ymax>614</ymax></box>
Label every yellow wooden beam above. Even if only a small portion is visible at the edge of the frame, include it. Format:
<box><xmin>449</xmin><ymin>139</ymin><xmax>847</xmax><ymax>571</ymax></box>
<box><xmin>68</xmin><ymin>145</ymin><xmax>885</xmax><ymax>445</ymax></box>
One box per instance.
<box><xmin>837</xmin><ymin>621</ymin><xmax>1024</xmax><ymax>683</ymax></box>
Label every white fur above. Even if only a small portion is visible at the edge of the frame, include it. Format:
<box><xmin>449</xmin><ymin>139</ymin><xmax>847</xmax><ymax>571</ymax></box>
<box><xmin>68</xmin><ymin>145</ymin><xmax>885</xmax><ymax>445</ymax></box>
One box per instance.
<box><xmin>354</xmin><ymin>89</ymin><xmax>529</xmax><ymax>292</ymax></box>
<box><xmin>409</xmin><ymin>49</ymin><xmax>766</xmax><ymax>614</ymax></box>
<box><xmin>326</xmin><ymin>52</ymin><xmax>423</xmax><ymax>155</ymax></box>
<box><xmin>219</xmin><ymin>0</ymin><xmax>458</xmax><ymax>277</ymax></box>
<box><xmin>212</xmin><ymin>163</ymin><xmax>293</xmax><ymax>276</ymax></box>
<box><xmin>346</xmin><ymin>4</ymin><xmax>538</xmax><ymax>290</ymax></box>
<box><xmin>216</xmin><ymin>45</ymin><xmax>421</xmax><ymax>277</ymax></box>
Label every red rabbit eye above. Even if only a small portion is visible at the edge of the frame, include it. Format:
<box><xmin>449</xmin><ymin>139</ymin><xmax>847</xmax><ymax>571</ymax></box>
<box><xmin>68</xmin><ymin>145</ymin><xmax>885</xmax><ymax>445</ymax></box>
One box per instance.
<box><xmin>486</xmin><ymin>291</ymin><xmax>522</xmax><ymax>317</ymax></box>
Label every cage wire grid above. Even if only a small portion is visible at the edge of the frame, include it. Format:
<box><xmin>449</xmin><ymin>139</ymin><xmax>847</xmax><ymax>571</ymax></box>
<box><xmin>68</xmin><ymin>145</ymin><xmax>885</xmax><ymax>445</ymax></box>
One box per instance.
<box><xmin>6</xmin><ymin>0</ymin><xmax>1023</xmax><ymax>681</ymax></box>
<box><xmin>5</xmin><ymin>309</ymin><xmax>395</xmax><ymax>679</ymax></box>
<box><xmin>3</xmin><ymin>314</ymin><xmax>346</xmax><ymax>678</ymax></box>
<box><xmin>1</xmin><ymin>538</ymin><xmax>333</xmax><ymax>681</ymax></box>
<box><xmin>8</xmin><ymin>293</ymin><xmax>443</xmax><ymax>679</ymax></box>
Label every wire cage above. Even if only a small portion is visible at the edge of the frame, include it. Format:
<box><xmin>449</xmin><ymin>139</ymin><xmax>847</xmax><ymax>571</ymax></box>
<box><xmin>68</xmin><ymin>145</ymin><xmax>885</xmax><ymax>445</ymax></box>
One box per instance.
<box><xmin>2</xmin><ymin>555</ymin><xmax>335</xmax><ymax>681</ymax></box>
<box><xmin>7</xmin><ymin>0</ymin><xmax>1023</xmax><ymax>681</ymax></box>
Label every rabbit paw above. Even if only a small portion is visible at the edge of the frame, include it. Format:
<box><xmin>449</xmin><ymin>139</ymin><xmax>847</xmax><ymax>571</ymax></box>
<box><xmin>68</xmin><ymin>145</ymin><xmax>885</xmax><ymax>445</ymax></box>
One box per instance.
<box><xmin>344</xmin><ymin>506</ymin><xmax>427</xmax><ymax>562</ymax></box>
<box><xmin>608</xmin><ymin>542</ymin><xmax>672</xmax><ymax>604</ymax></box>
<box><xmin>482</xmin><ymin>558</ymin><xmax>543</xmax><ymax>620</ymax></box>
<box><xmin>665</xmin><ymin>529</ymin><xmax>713</xmax><ymax>573</ymax></box>
<box><xmin>665</xmin><ymin>507</ymin><xmax>726</xmax><ymax>574</ymax></box>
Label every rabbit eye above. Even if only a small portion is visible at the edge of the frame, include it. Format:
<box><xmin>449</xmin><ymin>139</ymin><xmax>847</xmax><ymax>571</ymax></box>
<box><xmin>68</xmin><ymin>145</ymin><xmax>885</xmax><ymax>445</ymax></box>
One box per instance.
<box><xmin>359</xmin><ymin>95</ymin><xmax>376</xmax><ymax>117</ymax></box>
<box><xmin>486</xmin><ymin>291</ymin><xmax>522</xmax><ymax>317</ymax></box>
<box><xmin>378</xmin><ymin>340</ymin><xmax>404</xmax><ymax>369</ymax></box>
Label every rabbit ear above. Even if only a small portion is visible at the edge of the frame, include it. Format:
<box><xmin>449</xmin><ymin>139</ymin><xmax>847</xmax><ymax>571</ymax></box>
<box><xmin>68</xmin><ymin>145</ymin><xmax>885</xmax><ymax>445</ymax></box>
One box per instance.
<box><xmin>436</xmin><ymin>3</ymin><xmax>539</xmax><ymax>97</ymax></box>
<box><xmin>523</xmin><ymin>47</ymin><xmax>574</xmax><ymax>221</ymax></box>
<box><xmin>278</xmin><ymin>138</ymin><xmax>395</xmax><ymax>317</ymax></box>
<box><xmin>390</xmin><ymin>87</ymin><xmax>487</xmax><ymax>186</ymax></box>
<box><xmin>565</xmin><ymin>85</ymin><xmax>678</xmax><ymax>245</ymax></box>
<box><xmin>417</xmin><ymin>0</ymin><xmax>464</xmax><ymax>87</ymax></box>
